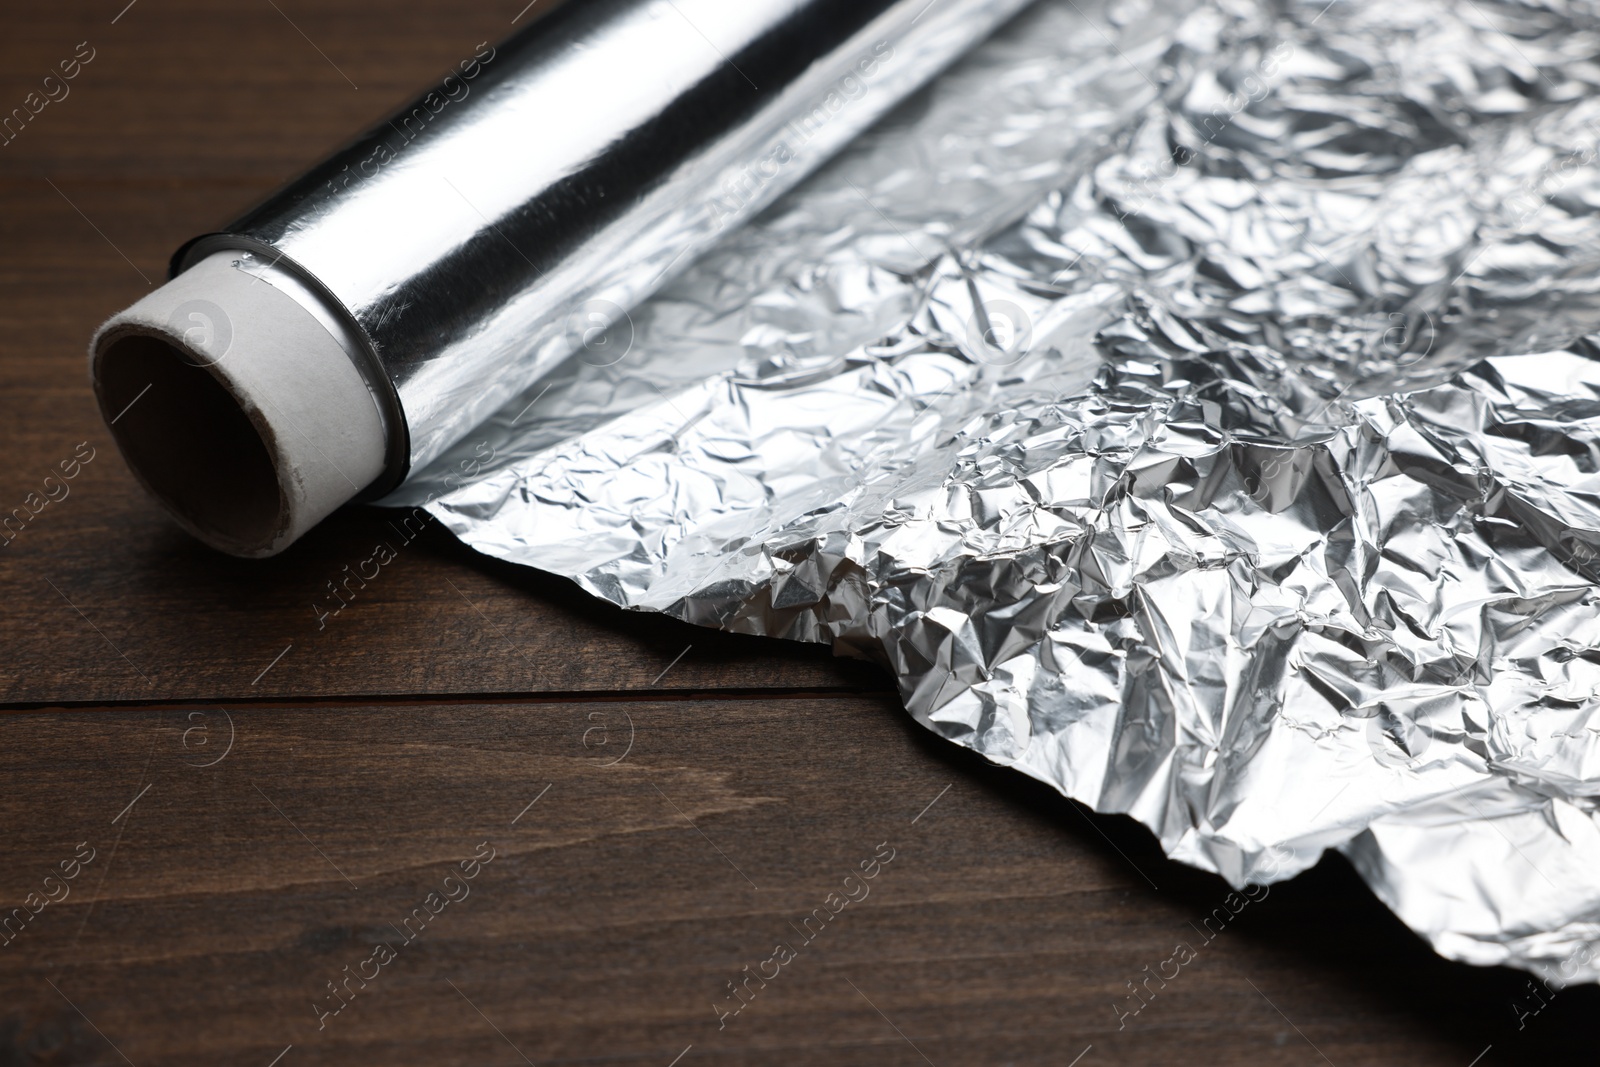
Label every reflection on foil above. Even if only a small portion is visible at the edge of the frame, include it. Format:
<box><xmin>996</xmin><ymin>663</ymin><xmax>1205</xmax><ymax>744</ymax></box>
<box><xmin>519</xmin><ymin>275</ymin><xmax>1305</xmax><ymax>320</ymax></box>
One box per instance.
<box><xmin>419</xmin><ymin>0</ymin><xmax>1600</xmax><ymax>983</ymax></box>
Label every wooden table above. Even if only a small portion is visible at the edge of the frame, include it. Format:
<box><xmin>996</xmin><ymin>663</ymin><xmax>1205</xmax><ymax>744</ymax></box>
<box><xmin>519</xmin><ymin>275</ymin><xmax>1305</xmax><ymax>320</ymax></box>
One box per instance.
<box><xmin>0</xmin><ymin>2</ymin><xmax>1591</xmax><ymax>1063</ymax></box>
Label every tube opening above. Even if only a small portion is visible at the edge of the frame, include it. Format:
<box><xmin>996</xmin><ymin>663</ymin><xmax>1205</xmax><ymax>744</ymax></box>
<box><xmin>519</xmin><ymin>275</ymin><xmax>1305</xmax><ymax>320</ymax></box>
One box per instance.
<box><xmin>95</xmin><ymin>332</ymin><xmax>284</xmax><ymax>553</ymax></box>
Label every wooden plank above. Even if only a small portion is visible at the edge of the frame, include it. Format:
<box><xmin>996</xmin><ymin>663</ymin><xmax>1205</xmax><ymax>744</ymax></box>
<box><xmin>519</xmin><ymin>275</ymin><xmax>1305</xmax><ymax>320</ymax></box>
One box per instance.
<box><xmin>1</xmin><ymin>694</ymin><xmax>1589</xmax><ymax>1066</ymax></box>
<box><xmin>0</xmin><ymin>475</ymin><xmax>889</xmax><ymax>703</ymax></box>
<box><xmin>0</xmin><ymin>2</ymin><xmax>885</xmax><ymax>705</ymax></box>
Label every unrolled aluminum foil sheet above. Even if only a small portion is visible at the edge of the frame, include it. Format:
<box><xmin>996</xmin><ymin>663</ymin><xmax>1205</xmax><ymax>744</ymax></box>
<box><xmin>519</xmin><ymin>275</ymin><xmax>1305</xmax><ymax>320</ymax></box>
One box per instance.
<box><xmin>400</xmin><ymin>0</ymin><xmax>1600</xmax><ymax>982</ymax></box>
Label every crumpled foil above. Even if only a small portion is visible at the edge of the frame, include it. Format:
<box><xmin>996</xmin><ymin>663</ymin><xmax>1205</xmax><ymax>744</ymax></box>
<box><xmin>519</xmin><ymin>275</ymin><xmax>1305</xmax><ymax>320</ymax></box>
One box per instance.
<box><xmin>396</xmin><ymin>0</ymin><xmax>1600</xmax><ymax>982</ymax></box>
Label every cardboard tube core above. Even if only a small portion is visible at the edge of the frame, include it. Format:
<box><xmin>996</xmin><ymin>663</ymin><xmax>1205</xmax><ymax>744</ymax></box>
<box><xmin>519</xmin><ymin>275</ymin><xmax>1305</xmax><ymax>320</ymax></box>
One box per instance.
<box><xmin>91</xmin><ymin>252</ymin><xmax>388</xmax><ymax>557</ymax></box>
<box><xmin>98</xmin><ymin>332</ymin><xmax>283</xmax><ymax>548</ymax></box>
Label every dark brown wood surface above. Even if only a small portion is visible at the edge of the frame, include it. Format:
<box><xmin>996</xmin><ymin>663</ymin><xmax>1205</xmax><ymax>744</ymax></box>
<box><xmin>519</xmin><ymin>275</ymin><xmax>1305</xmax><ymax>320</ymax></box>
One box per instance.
<box><xmin>0</xmin><ymin>2</ymin><xmax>1593</xmax><ymax>1064</ymax></box>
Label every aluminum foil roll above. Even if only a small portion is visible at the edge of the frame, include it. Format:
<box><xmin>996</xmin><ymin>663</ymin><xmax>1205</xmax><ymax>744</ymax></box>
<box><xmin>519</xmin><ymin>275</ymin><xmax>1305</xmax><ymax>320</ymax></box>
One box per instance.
<box><xmin>178</xmin><ymin>0</ymin><xmax>1038</xmax><ymax>489</ymax></box>
<box><xmin>417</xmin><ymin>0</ymin><xmax>1600</xmax><ymax>984</ymax></box>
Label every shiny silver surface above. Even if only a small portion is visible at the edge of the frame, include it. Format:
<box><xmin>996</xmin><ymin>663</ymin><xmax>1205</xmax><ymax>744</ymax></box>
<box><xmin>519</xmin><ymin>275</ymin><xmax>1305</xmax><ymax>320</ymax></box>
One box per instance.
<box><xmin>426</xmin><ymin>0</ymin><xmax>1600</xmax><ymax>983</ymax></box>
<box><xmin>176</xmin><ymin>0</ymin><xmax>1037</xmax><ymax>489</ymax></box>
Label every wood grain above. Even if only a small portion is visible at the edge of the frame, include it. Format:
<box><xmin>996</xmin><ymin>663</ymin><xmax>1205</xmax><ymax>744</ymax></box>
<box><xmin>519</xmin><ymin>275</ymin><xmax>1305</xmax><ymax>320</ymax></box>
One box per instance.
<box><xmin>0</xmin><ymin>2</ymin><xmax>1595</xmax><ymax>1065</ymax></box>
<box><xmin>2</xmin><ymin>696</ymin><xmax>1595</xmax><ymax>1066</ymax></box>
